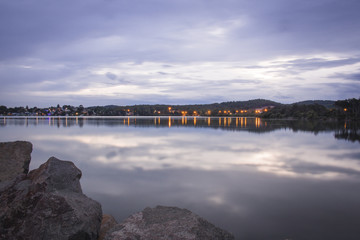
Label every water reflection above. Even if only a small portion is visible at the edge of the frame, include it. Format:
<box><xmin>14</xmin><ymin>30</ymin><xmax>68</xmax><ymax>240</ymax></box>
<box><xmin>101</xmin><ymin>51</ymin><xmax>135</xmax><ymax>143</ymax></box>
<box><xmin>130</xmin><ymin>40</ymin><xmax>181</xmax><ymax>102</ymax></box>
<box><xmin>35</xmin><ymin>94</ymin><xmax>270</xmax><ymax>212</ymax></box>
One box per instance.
<box><xmin>1</xmin><ymin>117</ymin><xmax>360</xmax><ymax>239</ymax></box>
<box><xmin>1</xmin><ymin>116</ymin><xmax>359</xmax><ymax>179</ymax></box>
<box><xmin>1</xmin><ymin>116</ymin><xmax>359</xmax><ymax>143</ymax></box>
<box><xmin>334</xmin><ymin>122</ymin><xmax>360</xmax><ymax>143</ymax></box>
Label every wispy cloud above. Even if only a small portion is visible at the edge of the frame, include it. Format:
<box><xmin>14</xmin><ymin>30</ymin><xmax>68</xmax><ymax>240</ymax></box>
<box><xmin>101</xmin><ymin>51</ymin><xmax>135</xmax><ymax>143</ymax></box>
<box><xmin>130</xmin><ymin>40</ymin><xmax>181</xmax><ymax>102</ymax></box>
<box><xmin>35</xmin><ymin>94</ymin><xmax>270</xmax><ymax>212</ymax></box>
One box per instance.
<box><xmin>330</xmin><ymin>72</ymin><xmax>360</xmax><ymax>81</ymax></box>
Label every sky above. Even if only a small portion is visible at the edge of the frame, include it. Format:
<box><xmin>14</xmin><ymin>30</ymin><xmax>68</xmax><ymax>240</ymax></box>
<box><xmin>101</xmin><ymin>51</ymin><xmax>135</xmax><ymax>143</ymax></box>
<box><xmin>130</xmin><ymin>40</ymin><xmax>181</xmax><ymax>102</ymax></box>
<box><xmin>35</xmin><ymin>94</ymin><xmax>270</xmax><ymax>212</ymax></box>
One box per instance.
<box><xmin>1</xmin><ymin>0</ymin><xmax>360</xmax><ymax>107</ymax></box>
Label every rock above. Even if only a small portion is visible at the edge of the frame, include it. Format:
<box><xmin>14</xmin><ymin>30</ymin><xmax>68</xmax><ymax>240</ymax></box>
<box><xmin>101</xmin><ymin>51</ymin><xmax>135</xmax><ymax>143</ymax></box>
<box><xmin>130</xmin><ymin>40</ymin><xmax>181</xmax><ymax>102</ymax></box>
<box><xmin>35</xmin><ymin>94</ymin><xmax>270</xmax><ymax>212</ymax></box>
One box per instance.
<box><xmin>99</xmin><ymin>215</ymin><xmax>118</xmax><ymax>240</ymax></box>
<box><xmin>0</xmin><ymin>141</ymin><xmax>233</xmax><ymax>240</ymax></box>
<box><xmin>0</xmin><ymin>157</ymin><xmax>102</xmax><ymax>240</ymax></box>
<box><xmin>28</xmin><ymin>156</ymin><xmax>83</xmax><ymax>193</ymax></box>
<box><xmin>0</xmin><ymin>141</ymin><xmax>32</xmax><ymax>182</ymax></box>
<box><xmin>104</xmin><ymin>206</ymin><xmax>235</xmax><ymax>240</ymax></box>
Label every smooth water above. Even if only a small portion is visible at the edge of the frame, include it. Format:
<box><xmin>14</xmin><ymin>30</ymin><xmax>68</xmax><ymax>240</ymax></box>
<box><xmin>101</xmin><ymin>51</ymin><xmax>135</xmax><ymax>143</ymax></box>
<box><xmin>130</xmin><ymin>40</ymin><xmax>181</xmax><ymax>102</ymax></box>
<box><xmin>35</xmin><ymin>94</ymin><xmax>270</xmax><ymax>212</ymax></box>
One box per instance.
<box><xmin>1</xmin><ymin>116</ymin><xmax>360</xmax><ymax>240</ymax></box>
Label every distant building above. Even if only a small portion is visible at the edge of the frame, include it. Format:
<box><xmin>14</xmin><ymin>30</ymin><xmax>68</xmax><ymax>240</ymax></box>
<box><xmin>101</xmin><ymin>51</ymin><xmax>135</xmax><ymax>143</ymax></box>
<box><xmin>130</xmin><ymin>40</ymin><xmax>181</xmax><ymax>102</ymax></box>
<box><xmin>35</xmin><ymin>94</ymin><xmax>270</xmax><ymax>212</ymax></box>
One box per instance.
<box><xmin>254</xmin><ymin>106</ymin><xmax>275</xmax><ymax>113</ymax></box>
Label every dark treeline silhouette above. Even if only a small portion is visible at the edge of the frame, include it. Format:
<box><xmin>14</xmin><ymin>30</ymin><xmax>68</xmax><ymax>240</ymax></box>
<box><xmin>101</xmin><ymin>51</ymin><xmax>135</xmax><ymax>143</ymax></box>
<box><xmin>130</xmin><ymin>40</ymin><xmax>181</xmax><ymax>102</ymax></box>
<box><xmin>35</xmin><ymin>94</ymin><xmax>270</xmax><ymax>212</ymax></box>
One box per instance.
<box><xmin>334</xmin><ymin>98</ymin><xmax>360</xmax><ymax>120</ymax></box>
<box><xmin>1</xmin><ymin>98</ymin><xmax>360</xmax><ymax>120</ymax></box>
<box><xmin>0</xmin><ymin>99</ymin><xmax>281</xmax><ymax>116</ymax></box>
<box><xmin>260</xmin><ymin>103</ymin><xmax>335</xmax><ymax>119</ymax></box>
<box><xmin>261</xmin><ymin>98</ymin><xmax>360</xmax><ymax>120</ymax></box>
<box><xmin>87</xmin><ymin>99</ymin><xmax>282</xmax><ymax>116</ymax></box>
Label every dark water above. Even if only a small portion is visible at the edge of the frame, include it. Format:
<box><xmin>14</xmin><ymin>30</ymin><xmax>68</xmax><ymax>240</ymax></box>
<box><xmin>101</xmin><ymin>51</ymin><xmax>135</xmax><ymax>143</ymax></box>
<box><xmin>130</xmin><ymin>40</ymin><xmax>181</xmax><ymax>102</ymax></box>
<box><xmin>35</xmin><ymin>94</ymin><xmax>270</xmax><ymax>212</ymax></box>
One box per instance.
<box><xmin>1</xmin><ymin>116</ymin><xmax>360</xmax><ymax>240</ymax></box>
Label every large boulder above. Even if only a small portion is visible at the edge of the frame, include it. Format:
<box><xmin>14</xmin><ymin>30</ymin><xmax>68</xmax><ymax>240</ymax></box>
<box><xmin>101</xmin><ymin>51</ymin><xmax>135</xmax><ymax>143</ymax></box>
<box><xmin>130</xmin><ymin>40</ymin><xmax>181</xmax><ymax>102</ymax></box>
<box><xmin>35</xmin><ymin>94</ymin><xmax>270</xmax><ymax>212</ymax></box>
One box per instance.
<box><xmin>0</xmin><ymin>141</ymin><xmax>32</xmax><ymax>182</ymax></box>
<box><xmin>0</xmin><ymin>157</ymin><xmax>102</xmax><ymax>240</ymax></box>
<box><xmin>104</xmin><ymin>206</ymin><xmax>234</xmax><ymax>240</ymax></box>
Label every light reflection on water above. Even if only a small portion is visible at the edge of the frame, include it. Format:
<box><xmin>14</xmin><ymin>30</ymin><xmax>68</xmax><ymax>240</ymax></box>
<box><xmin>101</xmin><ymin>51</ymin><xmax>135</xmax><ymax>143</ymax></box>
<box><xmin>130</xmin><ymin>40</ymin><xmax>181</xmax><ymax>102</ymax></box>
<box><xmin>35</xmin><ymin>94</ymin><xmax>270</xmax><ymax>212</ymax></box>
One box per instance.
<box><xmin>0</xmin><ymin>116</ymin><xmax>281</xmax><ymax>129</ymax></box>
<box><xmin>1</xmin><ymin>117</ymin><xmax>360</xmax><ymax>239</ymax></box>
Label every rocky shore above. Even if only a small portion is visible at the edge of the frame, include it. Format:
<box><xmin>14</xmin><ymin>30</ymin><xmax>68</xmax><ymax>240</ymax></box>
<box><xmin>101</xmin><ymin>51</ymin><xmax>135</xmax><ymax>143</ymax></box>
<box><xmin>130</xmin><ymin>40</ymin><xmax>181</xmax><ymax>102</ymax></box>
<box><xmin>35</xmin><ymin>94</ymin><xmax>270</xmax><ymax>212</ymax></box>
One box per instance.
<box><xmin>0</xmin><ymin>141</ymin><xmax>234</xmax><ymax>240</ymax></box>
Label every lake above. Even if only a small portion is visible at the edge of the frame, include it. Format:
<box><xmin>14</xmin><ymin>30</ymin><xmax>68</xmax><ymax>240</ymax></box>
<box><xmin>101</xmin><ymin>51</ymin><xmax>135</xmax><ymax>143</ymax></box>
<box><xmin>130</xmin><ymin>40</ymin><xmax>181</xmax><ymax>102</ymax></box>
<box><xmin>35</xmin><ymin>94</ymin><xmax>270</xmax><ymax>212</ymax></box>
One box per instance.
<box><xmin>1</xmin><ymin>116</ymin><xmax>360</xmax><ymax>239</ymax></box>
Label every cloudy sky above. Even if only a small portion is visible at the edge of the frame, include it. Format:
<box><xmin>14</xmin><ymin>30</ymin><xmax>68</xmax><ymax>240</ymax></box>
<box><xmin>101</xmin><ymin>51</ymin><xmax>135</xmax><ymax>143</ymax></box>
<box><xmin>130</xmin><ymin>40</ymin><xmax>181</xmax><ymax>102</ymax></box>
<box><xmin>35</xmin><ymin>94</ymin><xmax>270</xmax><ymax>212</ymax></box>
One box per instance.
<box><xmin>1</xmin><ymin>0</ymin><xmax>360</xmax><ymax>107</ymax></box>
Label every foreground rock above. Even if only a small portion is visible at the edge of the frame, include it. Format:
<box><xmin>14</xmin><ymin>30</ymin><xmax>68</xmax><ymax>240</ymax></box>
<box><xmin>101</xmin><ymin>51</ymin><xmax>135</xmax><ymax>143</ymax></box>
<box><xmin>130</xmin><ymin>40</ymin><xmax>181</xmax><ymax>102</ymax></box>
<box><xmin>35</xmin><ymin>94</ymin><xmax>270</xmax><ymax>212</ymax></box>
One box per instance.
<box><xmin>104</xmin><ymin>206</ymin><xmax>234</xmax><ymax>240</ymax></box>
<box><xmin>0</xmin><ymin>141</ymin><xmax>32</xmax><ymax>182</ymax></box>
<box><xmin>0</xmin><ymin>141</ymin><xmax>232</xmax><ymax>240</ymax></box>
<box><xmin>0</xmin><ymin>156</ymin><xmax>102</xmax><ymax>240</ymax></box>
<box><xmin>99</xmin><ymin>214</ymin><xmax>118</xmax><ymax>240</ymax></box>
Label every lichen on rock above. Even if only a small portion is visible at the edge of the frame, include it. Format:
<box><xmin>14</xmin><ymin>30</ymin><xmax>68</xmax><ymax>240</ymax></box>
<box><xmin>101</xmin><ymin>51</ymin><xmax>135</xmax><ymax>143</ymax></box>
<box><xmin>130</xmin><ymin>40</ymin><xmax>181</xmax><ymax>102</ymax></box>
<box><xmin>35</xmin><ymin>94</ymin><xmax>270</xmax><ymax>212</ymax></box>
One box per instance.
<box><xmin>104</xmin><ymin>206</ymin><xmax>235</xmax><ymax>240</ymax></box>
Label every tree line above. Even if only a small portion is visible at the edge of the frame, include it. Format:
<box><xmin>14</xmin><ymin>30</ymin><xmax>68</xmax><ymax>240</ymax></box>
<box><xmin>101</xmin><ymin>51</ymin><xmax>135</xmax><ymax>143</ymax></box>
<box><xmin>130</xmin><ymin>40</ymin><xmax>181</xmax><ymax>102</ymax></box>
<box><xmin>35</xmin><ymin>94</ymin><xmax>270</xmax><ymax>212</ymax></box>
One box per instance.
<box><xmin>260</xmin><ymin>98</ymin><xmax>360</xmax><ymax>120</ymax></box>
<box><xmin>1</xmin><ymin>98</ymin><xmax>359</xmax><ymax>120</ymax></box>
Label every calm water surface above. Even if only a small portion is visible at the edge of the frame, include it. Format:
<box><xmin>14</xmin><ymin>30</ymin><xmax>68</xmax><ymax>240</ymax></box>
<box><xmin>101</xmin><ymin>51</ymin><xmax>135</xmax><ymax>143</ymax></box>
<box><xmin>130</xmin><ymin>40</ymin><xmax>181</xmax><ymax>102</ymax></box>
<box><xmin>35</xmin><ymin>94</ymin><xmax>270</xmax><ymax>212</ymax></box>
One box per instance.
<box><xmin>1</xmin><ymin>116</ymin><xmax>360</xmax><ymax>240</ymax></box>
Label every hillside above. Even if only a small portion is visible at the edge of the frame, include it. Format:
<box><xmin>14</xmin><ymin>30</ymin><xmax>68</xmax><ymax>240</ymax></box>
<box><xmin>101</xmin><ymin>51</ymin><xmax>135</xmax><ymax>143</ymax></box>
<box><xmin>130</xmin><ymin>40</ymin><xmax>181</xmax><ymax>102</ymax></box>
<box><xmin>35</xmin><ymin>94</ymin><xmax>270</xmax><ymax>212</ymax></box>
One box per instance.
<box><xmin>293</xmin><ymin>100</ymin><xmax>335</xmax><ymax>108</ymax></box>
<box><xmin>2</xmin><ymin>98</ymin><xmax>359</xmax><ymax>119</ymax></box>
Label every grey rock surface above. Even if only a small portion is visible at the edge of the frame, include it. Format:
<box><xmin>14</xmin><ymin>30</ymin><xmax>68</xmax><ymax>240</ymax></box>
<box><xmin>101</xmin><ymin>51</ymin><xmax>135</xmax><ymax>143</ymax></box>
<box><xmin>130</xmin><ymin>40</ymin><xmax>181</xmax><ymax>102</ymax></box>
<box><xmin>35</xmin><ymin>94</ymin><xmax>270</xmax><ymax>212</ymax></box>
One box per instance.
<box><xmin>28</xmin><ymin>156</ymin><xmax>83</xmax><ymax>193</ymax></box>
<box><xmin>104</xmin><ymin>206</ymin><xmax>234</xmax><ymax>240</ymax></box>
<box><xmin>0</xmin><ymin>141</ymin><xmax>32</xmax><ymax>182</ymax></box>
<box><xmin>0</xmin><ymin>157</ymin><xmax>102</xmax><ymax>240</ymax></box>
<box><xmin>99</xmin><ymin>214</ymin><xmax>118</xmax><ymax>240</ymax></box>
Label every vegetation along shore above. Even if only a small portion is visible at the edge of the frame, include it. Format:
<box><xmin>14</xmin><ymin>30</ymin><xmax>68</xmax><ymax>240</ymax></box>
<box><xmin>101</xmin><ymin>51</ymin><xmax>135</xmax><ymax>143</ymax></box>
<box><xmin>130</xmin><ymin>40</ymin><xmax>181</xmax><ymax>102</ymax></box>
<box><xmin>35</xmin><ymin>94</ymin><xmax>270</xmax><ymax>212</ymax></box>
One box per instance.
<box><xmin>1</xmin><ymin>98</ymin><xmax>359</xmax><ymax>120</ymax></box>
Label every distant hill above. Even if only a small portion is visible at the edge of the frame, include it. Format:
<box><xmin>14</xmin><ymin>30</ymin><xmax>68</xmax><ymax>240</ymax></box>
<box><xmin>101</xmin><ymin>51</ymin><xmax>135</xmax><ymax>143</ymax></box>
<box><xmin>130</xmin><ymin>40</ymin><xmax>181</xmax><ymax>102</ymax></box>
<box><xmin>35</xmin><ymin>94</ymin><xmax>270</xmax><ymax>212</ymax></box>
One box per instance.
<box><xmin>165</xmin><ymin>99</ymin><xmax>283</xmax><ymax>112</ymax></box>
<box><xmin>5</xmin><ymin>98</ymin><xmax>355</xmax><ymax>118</ymax></box>
<box><xmin>217</xmin><ymin>99</ymin><xmax>282</xmax><ymax>109</ymax></box>
<box><xmin>85</xmin><ymin>99</ymin><xmax>284</xmax><ymax>116</ymax></box>
<box><xmin>293</xmin><ymin>100</ymin><xmax>335</xmax><ymax>108</ymax></box>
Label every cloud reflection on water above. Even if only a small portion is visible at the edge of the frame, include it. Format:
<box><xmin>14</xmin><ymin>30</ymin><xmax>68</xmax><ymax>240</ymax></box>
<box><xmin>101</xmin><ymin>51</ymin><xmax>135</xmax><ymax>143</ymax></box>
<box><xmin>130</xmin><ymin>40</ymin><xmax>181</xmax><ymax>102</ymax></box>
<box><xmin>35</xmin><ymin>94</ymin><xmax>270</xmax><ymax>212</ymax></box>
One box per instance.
<box><xmin>24</xmin><ymin>120</ymin><xmax>360</xmax><ymax>180</ymax></box>
<box><xmin>1</xmin><ymin>117</ymin><xmax>360</xmax><ymax>239</ymax></box>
